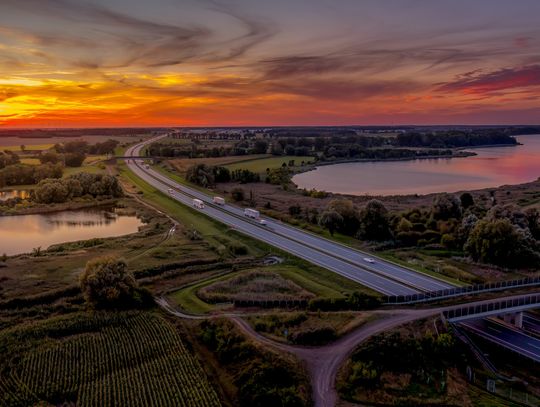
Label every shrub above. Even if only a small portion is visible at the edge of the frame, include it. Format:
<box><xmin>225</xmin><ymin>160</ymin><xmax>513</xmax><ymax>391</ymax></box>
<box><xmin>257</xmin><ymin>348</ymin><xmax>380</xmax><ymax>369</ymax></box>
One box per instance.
<box><xmin>79</xmin><ymin>256</ymin><xmax>151</xmax><ymax>309</ymax></box>
<box><xmin>231</xmin><ymin>187</ymin><xmax>245</xmax><ymax>201</ymax></box>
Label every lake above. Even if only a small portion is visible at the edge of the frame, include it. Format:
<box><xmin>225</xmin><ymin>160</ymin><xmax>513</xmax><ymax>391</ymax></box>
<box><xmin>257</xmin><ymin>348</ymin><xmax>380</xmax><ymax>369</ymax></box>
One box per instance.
<box><xmin>0</xmin><ymin>208</ymin><xmax>144</xmax><ymax>255</ymax></box>
<box><xmin>292</xmin><ymin>135</ymin><xmax>540</xmax><ymax>196</ymax></box>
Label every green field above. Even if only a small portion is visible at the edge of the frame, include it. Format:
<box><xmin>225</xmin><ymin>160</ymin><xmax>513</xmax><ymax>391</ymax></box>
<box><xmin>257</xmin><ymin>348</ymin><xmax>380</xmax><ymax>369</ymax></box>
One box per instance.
<box><xmin>225</xmin><ymin>156</ymin><xmax>314</xmax><ymax>173</ymax></box>
<box><xmin>119</xmin><ymin>160</ymin><xmax>263</xmax><ymax>257</ymax></box>
<box><xmin>169</xmin><ymin>263</ymin><xmax>371</xmax><ymax>314</ymax></box>
<box><xmin>0</xmin><ymin>311</ymin><xmax>220</xmax><ymax>407</ymax></box>
<box><xmin>2</xmin><ymin>144</ymin><xmax>54</xmax><ymax>152</ymax></box>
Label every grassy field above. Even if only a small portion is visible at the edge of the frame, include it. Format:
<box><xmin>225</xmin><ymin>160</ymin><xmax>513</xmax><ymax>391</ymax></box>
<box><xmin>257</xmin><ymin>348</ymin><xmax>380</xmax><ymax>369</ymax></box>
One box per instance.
<box><xmin>118</xmin><ymin>160</ymin><xmax>264</xmax><ymax>258</ymax></box>
<box><xmin>198</xmin><ymin>270</ymin><xmax>315</xmax><ymax>303</ymax></box>
<box><xmin>2</xmin><ymin>144</ymin><xmax>54</xmax><ymax>152</ymax></box>
<box><xmin>0</xmin><ymin>311</ymin><xmax>220</xmax><ymax>407</ymax></box>
<box><xmin>169</xmin><ymin>263</ymin><xmax>371</xmax><ymax>314</ymax></box>
<box><xmin>246</xmin><ymin>311</ymin><xmax>376</xmax><ymax>345</ymax></box>
<box><xmin>169</xmin><ymin>154</ymin><xmax>269</xmax><ymax>173</ymax></box>
<box><xmin>225</xmin><ymin>155</ymin><xmax>313</xmax><ymax>173</ymax></box>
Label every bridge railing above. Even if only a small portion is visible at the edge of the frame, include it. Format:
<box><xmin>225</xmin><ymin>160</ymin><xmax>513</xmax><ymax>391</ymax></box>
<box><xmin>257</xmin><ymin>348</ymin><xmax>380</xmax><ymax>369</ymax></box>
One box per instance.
<box><xmin>442</xmin><ymin>293</ymin><xmax>540</xmax><ymax>321</ymax></box>
<box><xmin>384</xmin><ymin>276</ymin><xmax>540</xmax><ymax>305</ymax></box>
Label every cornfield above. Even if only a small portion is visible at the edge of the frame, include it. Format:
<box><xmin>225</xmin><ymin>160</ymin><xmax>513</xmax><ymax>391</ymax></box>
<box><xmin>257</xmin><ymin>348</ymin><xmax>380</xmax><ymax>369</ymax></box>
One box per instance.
<box><xmin>0</xmin><ymin>312</ymin><xmax>221</xmax><ymax>407</ymax></box>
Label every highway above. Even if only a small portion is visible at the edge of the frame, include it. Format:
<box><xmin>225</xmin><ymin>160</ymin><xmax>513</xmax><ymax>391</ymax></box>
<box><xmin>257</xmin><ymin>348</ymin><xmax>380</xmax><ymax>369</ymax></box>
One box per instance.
<box><xmin>523</xmin><ymin>313</ymin><xmax>540</xmax><ymax>336</ymax></box>
<box><xmin>460</xmin><ymin>317</ymin><xmax>540</xmax><ymax>362</ymax></box>
<box><xmin>125</xmin><ymin>135</ymin><xmax>455</xmax><ymax>296</ymax></box>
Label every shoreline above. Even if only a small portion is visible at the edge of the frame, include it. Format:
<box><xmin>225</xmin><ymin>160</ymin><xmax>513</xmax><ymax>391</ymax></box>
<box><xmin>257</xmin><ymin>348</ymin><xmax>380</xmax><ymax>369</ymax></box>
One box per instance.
<box><xmin>0</xmin><ymin>198</ymin><xmax>120</xmax><ymax>217</ymax></box>
<box><xmin>293</xmin><ymin>150</ymin><xmax>477</xmax><ymax>176</ymax></box>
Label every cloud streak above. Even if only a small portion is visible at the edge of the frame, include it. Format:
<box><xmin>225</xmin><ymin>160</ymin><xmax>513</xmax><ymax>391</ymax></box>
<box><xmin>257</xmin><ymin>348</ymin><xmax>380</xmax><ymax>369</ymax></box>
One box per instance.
<box><xmin>436</xmin><ymin>65</ymin><xmax>540</xmax><ymax>94</ymax></box>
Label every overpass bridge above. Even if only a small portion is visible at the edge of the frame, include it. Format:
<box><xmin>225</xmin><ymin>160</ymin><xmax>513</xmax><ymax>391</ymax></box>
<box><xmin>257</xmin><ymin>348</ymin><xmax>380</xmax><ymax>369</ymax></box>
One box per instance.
<box><xmin>442</xmin><ymin>293</ymin><xmax>540</xmax><ymax>363</ymax></box>
<box><xmin>442</xmin><ymin>293</ymin><xmax>540</xmax><ymax>323</ymax></box>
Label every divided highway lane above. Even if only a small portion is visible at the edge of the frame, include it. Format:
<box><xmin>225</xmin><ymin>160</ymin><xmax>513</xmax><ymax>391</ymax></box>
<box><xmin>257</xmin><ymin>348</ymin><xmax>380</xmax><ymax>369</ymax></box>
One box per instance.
<box><xmin>523</xmin><ymin>313</ymin><xmax>540</xmax><ymax>336</ymax></box>
<box><xmin>125</xmin><ymin>136</ymin><xmax>454</xmax><ymax>295</ymax></box>
<box><xmin>460</xmin><ymin>318</ymin><xmax>540</xmax><ymax>362</ymax></box>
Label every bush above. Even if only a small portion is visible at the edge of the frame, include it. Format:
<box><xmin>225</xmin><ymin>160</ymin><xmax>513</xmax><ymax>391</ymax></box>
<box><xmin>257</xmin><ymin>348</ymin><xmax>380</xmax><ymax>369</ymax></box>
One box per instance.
<box><xmin>79</xmin><ymin>256</ymin><xmax>151</xmax><ymax>309</ymax></box>
<box><xmin>231</xmin><ymin>187</ymin><xmax>245</xmax><ymax>201</ymax></box>
<box><xmin>64</xmin><ymin>152</ymin><xmax>86</xmax><ymax>167</ymax></box>
<box><xmin>465</xmin><ymin>218</ymin><xmax>540</xmax><ymax>268</ymax></box>
<box><xmin>289</xmin><ymin>326</ymin><xmax>337</xmax><ymax>345</ymax></box>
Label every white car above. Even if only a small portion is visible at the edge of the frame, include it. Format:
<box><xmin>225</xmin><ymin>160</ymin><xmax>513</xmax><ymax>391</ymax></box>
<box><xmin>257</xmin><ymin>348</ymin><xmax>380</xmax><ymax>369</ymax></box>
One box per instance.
<box><xmin>363</xmin><ymin>257</ymin><xmax>375</xmax><ymax>264</ymax></box>
<box><xmin>259</xmin><ymin>219</ymin><xmax>268</xmax><ymax>226</ymax></box>
<box><xmin>167</xmin><ymin>188</ymin><xmax>173</xmax><ymax>194</ymax></box>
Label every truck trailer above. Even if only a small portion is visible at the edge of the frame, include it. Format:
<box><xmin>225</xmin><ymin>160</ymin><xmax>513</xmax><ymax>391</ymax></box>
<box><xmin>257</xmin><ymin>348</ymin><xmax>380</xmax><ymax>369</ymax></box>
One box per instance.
<box><xmin>213</xmin><ymin>196</ymin><xmax>225</xmax><ymax>205</ymax></box>
<box><xmin>244</xmin><ymin>208</ymin><xmax>260</xmax><ymax>219</ymax></box>
<box><xmin>193</xmin><ymin>199</ymin><xmax>205</xmax><ymax>209</ymax></box>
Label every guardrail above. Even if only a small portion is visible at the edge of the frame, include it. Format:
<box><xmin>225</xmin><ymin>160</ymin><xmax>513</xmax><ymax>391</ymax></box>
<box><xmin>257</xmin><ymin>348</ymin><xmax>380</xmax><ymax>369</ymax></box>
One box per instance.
<box><xmin>443</xmin><ymin>293</ymin><xmax>540</xmax><ymax>321</ymax></box>
<box><xmin>384</xmin><ymin>277</ymin><xmax>540</xmax><ymax>305</ymax></box>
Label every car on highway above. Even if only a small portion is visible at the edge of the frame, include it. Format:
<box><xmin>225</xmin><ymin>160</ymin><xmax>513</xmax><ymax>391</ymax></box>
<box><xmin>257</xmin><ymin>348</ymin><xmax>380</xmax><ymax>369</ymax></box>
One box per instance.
<box><xmin>168</xmin><ymin>188</ymin><xmax>174</xmax><ymax>194</ymax></box>
<box><xmin>363</xmin><ymin>257</ymin><xmax>375</xmax><ymax>264</ymax></box>
<box><xmin>259</xmin><ymin>219</ymin><xmax>267</xmax><ymax>226</ymax></box>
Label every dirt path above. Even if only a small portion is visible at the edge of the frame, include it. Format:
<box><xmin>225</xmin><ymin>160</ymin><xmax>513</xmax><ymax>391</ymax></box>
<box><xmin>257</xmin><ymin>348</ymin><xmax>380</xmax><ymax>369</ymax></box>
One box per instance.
<box><xmin>157</xmin><ymin>295</ymin><xmax>439</xmax><ymax>407</ymax></box>
<box><xmin>231</xmin><ymin>309</ymin><xmax>439</xmax><ymax>407</ymax></box>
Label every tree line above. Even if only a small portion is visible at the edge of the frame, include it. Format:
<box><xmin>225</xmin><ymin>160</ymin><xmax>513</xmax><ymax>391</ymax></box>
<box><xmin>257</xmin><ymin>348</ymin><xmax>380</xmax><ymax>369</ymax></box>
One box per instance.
<box><xmin>299</xmin><ymin>193</ymin><xmax>540</xmax><ymax>270</ymax></box>
<box><xmin>33</xmin><ymin>173</ymin><xmax>123</xmax><ymax>204</ymax></box>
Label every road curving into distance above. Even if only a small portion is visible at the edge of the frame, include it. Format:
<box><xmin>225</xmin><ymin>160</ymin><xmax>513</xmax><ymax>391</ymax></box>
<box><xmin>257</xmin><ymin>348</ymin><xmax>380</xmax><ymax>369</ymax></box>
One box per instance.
<box><xmin>125</xmin><ymin>134</ymin><xmax>455</xmax><ymax>296</ymax></box>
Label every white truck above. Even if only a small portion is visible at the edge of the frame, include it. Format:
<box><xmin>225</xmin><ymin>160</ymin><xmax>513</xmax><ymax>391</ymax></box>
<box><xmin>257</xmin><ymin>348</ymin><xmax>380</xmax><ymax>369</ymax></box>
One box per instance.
<box><xmin>244</xmin><ymin>208</ymin><xmax>260</xmax><ymax>219</ymax></box>
<box><xmin>213</xmin><ymin>196</ymin><xmax>225</xmax><ymax>205</ymax></box>
<box><xmin>193</xmin><ymin>198</ymin><xmax>205</xmax><ymax>209</ymax></box>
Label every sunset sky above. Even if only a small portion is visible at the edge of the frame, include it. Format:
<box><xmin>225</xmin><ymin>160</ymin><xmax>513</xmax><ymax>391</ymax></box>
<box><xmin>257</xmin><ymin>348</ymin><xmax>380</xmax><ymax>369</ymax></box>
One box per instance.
<box><xmin>1</xmin><ymin>0</ymin><xmax>540</xmax><ymax>127</ymax></box>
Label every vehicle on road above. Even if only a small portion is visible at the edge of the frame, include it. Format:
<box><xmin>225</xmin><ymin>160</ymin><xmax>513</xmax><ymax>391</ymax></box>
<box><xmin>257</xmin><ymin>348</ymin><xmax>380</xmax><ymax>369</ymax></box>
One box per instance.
<box><xmin>193</xmin><ymin>198</ymin><xmax>205</xmax><ymax>209</ymax></box>
<box><xmin>244</xmin><ymin>208</ymin><xmax>260</xmax><ymax>219</ymax></box>
<box><xmin>168</xmin><ymin>188</ymin><xmax>173</xmax><ymax>194</ymax></box>
<box><xmin>213</xmin><ymin>196</ymin><xmax>225</xmax><ymax>205</ymax></box>
<box><xmin>259</xmin><ymin>219</ymin><xmax>267</xmax><ymax>226</ymax></box>
<box><xmin>363</xmin><ymin>257</ymin><xmax>375</xmax><ymax>264</ymax></box>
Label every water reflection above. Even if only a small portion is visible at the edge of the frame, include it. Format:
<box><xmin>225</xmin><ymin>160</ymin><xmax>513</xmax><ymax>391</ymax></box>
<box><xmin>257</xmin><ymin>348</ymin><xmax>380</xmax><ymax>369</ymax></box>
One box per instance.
<box><xmin>292</xmin><ymin>135</ymin><xmax>540</xmax><ymax>196</ymax></box>
<box><xmin>0</xmin><ymin>208</ymin><xmax>143</xmax><ymax>255</ymax></box>
<box><xmin>0</xmin><ymin>190</ymin><xmax>31</xmax><ymax>201</ymax></box>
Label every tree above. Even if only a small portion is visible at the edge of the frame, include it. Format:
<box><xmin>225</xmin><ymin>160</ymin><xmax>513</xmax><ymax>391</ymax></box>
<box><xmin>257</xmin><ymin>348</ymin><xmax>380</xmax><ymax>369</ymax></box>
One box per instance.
<box><xmin>432</xmin><ymin>193</ymin><xmax>462</xmax><ymax>220</ymax></box>
<box><xmin>33</xmin><ymin>178</ymin><xmax>70</xmax><ymax>204</ymax></box>
<box><xmin>39</xmin><ymin>150</ymin><xmax>61</xmax><ymax>164</ymax></box>
<box><xmin>326</xmin><ymin>199</ymin><xmax>359</xmax><ymax>235</ymax></box>
<box><xmin>459</xmin><ymin>192</ymin><xmax>474</xmax><ymax>209</ymax></box>
<box><xmin>186</xmin><ymin>163</ymin><xmax>215</xmax><ymax>187</ymax></box>
<box><xmin>525</xmin><ymin>208</ymin><xmax>540</xmax><ymax>240</ymax></box>
<box><xmin>318</xmin><ymin>210</ymin><xmax>343</xmax><ymax>236</ymax></box>
<box><xmin>465</xmin><ymin>219</ymin><xmax>539</xmax><ymax>269</ymax></box>
<box><xmin>252</xmin><ymin>140</ymin><xmax>268</xmax><ymax>154</ymax></box>
<box><xmin>64</xmin><ymin>152</ymin><xmax>86</xmax><ymax>167</ymax></box>
<box><xmin>358</xmin><ymin>199</ymin><xmax>391</xmax><ymax>240</ymax></box>
<box><xmin>79</xmin><ymin>256</ymin><xmax>145</xmax><ymax>309</ymax></box>
<box><xmin>231</xmin><ymin>187</ymin><xmax>245</xmax><ymax>201</ymax></box>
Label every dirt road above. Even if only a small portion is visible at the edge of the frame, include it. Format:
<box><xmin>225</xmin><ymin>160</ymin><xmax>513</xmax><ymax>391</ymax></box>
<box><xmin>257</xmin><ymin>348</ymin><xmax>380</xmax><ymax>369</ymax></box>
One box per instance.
<box><xmin>158</xmin><ymin>293</ymin><xmax>534</xmax><ymax>407</ymax></box>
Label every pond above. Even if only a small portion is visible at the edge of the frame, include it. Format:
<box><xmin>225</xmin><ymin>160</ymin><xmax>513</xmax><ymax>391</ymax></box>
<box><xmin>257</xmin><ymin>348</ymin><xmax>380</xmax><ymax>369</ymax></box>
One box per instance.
<box><xmin>292</xmin><ymin>135</ymin><xmax>540</xmax><ymax>196</ymax></box>
<box><xmin>0</xmin><ymin>208</ymin><xmax>144</xmax><ymax>255</ymax></box>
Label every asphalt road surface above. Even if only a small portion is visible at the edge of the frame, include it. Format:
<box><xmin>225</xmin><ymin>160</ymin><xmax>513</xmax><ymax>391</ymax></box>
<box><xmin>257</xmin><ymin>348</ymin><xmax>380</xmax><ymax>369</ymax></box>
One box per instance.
<box><xmin>523</xmin><ymin>313</ymin><xmax>540</xmax><ymax>336</ymax></box>
<box><xmin>460</xmin><ymin>317</ymin><xmax>540</xmax><ymax>362</ymax></box>
<box><xmin>125</xmin><ymin>135</ymin><xmax>455</xmax><ymax>296</ymax></box>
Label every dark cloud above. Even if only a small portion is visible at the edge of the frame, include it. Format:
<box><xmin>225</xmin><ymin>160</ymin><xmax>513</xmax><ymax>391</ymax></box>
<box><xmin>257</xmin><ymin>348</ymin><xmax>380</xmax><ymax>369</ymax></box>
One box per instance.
<box><xmin>0</xmin><ymin>0</ymin><xmax>276</xmax><ymax>69</ymax></box>
<box><xmin>436</xmin><ymin>65</ymin><xmax>540</xmax><ymax>94</ymax></box>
